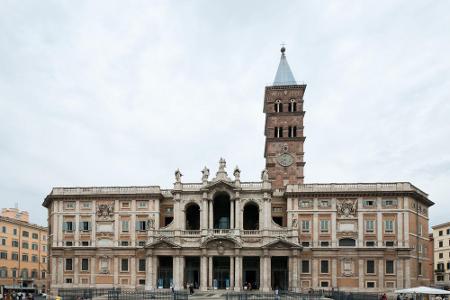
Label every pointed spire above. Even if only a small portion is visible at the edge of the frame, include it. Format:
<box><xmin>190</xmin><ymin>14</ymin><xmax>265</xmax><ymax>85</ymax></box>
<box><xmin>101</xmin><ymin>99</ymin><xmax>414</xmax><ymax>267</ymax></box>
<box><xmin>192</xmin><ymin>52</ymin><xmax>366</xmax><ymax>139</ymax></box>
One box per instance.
<box><xmin>273</xmin><ymin>47</ymin><xmax>297</xmax><ymax>86</ymax></box>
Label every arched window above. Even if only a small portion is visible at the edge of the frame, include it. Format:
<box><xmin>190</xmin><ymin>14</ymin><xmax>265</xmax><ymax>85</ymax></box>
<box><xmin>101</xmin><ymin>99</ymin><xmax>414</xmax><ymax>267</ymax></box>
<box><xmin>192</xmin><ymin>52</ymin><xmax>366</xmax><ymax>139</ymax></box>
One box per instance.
<box><xmin>339</xmin><ymin>238</ymin><xmax>356</xmax><ymax>247</ymax></box>
<box><xmin>185</xmin><ymin>203</ymin><xmax>200</xmax><ymax>230</ymax></box>
<box><xmin>289</xmin><ymin>99</ymin><xmax>297</xmax><ymax>112</ymax></box>
<box><xmin>0</xmin><ymin>267</ymin><xmax>7</xmax><ymax>278</ymax></box>
<box><xmin>213</xmin><ymin>192</ymin><xmax>231</xmax><ymax>229</ymax></box>
<box><xmin>288</xmin><ymin>126</ymin><xmax>297</xmax><ymax>138</ymax></box>
<box><xmin>21</xmin><ymin>268</ymin><xmax>28</xmax><ymax>279</ymax></box>
<box><xmin>243</xmin><ymin>202</ymin><xmax>259</xmax><ymax>230</ymax></box>
<box><xmin>274</xmin><ymin>100</ymin><xmax>283</xmax><ymax>113</ymax></box>
<box><xmin>274</xmin><ymin>127</ymin><xmax>283</xmax><ymax>138</ymax></box>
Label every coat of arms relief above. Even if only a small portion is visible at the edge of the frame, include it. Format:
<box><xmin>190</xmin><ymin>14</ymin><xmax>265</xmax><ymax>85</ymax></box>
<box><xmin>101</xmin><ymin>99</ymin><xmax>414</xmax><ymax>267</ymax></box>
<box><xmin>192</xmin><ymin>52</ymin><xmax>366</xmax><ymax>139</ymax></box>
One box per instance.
<box><xmin>336</xmin><ymin>199</ymin><xmax>357</xmax><ymax>218</ymax></box>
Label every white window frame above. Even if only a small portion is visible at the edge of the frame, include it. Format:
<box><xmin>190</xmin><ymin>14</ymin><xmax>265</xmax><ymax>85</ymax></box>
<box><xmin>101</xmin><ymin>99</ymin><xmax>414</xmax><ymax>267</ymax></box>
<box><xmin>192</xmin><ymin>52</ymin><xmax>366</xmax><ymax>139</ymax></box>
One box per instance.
<box><xmin>320</xmin><ymin>220</ymin><xmax>329</xmax><ymax>233</ymax></box>
<box><xmin>301</xmin><ymin>220</ymin><xmax>310</xmax><ymax>233</ymax></box>
<box><xmin>365</xmin><ymin>220</ymin><xmax>375</xmax><ymax>233</ymax></box>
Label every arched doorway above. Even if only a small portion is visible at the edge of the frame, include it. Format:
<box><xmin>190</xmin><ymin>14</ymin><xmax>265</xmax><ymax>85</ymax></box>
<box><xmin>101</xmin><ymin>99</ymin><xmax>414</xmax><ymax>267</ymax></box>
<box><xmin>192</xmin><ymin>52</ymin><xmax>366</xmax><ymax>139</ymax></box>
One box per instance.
<box><xmin>243</xmin><ymin>202</ymin><xmax>259</xmax><ymax>230</ymax></box>
<box><xmin>213</xmin><ymin>192</ymin><xmax>230</xmax><ymax>229</ymax></box>
<box><xmin>185</xmin><ymin>203</ymin><xmax>200</xmax><ymax>230</ymax></box>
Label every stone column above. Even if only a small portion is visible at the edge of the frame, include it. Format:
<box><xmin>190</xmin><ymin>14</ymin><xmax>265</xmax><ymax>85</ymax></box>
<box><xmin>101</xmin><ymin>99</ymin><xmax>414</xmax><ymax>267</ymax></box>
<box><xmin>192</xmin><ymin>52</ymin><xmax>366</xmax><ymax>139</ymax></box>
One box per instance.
<box><xmin>145</xmin><ymin>255</ymin><xmax>153</xmax><ymax>290</ymax></box>
<box><xmin>263</xmin><ymin>255</ymin><xmax>271</xmax><ymax>291</ymax></box>
<box><xmin>91</xmin><ymin>257</ymin><xmax>96</xmax><ymax>286</ymax></box>
<box><xmin>114</xmin><ymin>200</ymin><xmax>120</xmax><ymax>247</ymax></box>
<box><xmin>58</xmin><ymin>213</ymin><xmax>64</xmax><ymax>247</ymax></box>
<box><xmin>377</xmin><ymin>197</ymin><xmax>383</xmax><ymax>247</ymax></box>
<box><xmin>209</xmin><ymin>201</ymin><xmax>214</xmax><ymax>229</ymax></box>
<box><xmin>131</xmin><ymin>201</ymin><xmax>136</xmax><ymax>246</ymax></box>
<box><xmin>200</xmin><ymin>256</ymin><xmax>208</xmax><ymax>291</ymax></box>
<box><xmin>91</xmin><ymin>200</ymin><xmax>96</xmax><ymax>247</ymax></box>
<box><xmin>152</xmin><ymin>256</ymin><xmax>158</xmax><ymax>288</ymax></box>
<box><xmin>202</xmin><ymin>199</ymin><xmax>208</xmax><ymax>230</ymax></box>
<box><xmin>405</xmin><ymin>259</ymin><xmax>411</xmax><ymax>288</ymax></box>
<box><xmin>230</xmin><ymin>201</ymin><xmax>234</xmax><ymax>229</ymax></box>
<box><xmin>208</xmin><ymin>256</ymin><xmax>213</xmax><ymax>289</ymax></box>
<box><xmin>378</xmin><ymin>259</ymin><xmax>384</xmax><ymax>290</ymax></box>
<box><xmin>312</xmin><ymin>258</ymin><xmax>318</xmax><ymax>288</ymax></box>
<box><xmin>260</xmin><ymin>257</ymin><xmax>265</xmax><ymax>291</ymax></box>
<box><xmin>404</xmin><ymin>211</ymin><xmax>410</xmax><ymax>248</ymax></box>
<box><xmin>235</xmin><ymin>199</ymin><xmax>241</xmax><ymax>229</ymax></box>
<box><xmin>131</xmin><ymin>257</ymin><xmax>136</xmax><ymax>287</ymax></box>
<box><xmin>173</xmin><ymin>256</ymin><xmax>184</xmax><ymax>290</ymax></box>
<box><xmin>58</xmin><ymin>257</ymin><xmax>64</xmax><ymax>285</ymax></box>
<box><xmin>230</xmin><ymin>256</ymin><xmax>235</xmax><ymax>289</ymax></box>
<box><xmin>74</xmin><ymin>257</ymin><xmax>79</xmax><ymax>285</ymax></box>
<box><xmin>51</xmin><ymin>257</ymin><xmax>57</xmax><ymax>287</ymax></box>
<box><xmin>114</xmin><ymin>257</ymin><xmax>119</xmax><ymax>285</ymax></box>
<box><xmin>290</xmin><ymin>252</ymin><xmax>298</xmax><ymax>291</ymax></box>
<box><xmin>75</xmin><ymin>203</ymin><xmax>80</xmax><ymax>246</ymax></box>
<box><xmin>234</xmin><ymin>256</ymin><xmax>241</xmax><ymax>291</ymax></box>
<box><xmin>358</xmin><ymin>207</ymin><xmax>364</xmax><ymax>247</ymax></box>
<box><xmin>397</xmin><ymin>259</ymin><xmax>404</xmax><ymax>289</ymax></box>
<box><xmin>313</xmin><ymin>213</ymin><xmax>319</xmax><ymax>247</ymax></box>
<box><xmin>358</xmin><ymin>259</ymin><xmax>364</xmax><ymax>289</ymax></box>
<box><xmin>154</xmin><ymin>199</ymin><xmax>160</xmax><ymax>229</ymax></box>
<box><xmin>331</xmin><ymin>258</ymin><xmax>337</xmax><ymax>288</ymax></box>
<box><xmin>397</xmin><ymin>212</ymin><xmax>403</xmax><ymax>246</ymax></box>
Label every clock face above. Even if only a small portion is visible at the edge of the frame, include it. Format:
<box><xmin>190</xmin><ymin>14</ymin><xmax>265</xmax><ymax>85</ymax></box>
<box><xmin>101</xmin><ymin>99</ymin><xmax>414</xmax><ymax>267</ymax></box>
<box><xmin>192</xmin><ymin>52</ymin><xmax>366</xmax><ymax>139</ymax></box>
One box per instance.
<box><xmin>277</xmin><ymin>153</ymin><xmax>294</xmax><ymax>167</ymax></box>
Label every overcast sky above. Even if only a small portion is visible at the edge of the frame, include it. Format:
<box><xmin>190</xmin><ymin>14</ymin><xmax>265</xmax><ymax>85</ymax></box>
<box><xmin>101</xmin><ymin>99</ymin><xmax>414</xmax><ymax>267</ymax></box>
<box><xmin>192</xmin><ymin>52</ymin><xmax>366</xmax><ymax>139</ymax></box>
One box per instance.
<box><xmin>1</xmin><ymin>1</ymin><xmax>449</xmax><ymax>227</ymax></box>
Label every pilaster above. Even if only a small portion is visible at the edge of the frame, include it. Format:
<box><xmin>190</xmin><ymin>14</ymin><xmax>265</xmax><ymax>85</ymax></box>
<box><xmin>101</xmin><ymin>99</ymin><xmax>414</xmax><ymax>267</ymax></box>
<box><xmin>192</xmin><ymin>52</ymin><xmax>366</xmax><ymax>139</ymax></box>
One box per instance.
<box><xmin>234</xmin><ymin>255</ymin><xmax>241</xmax><ymax>291</ymax></box>
<box><xmin>200</xmin><ymin>255</ymin><xmax>208</xmax><ymax>291</ymax></box>
<box><xmin>91</xmin><ymin>257</ymin><xmax>96</xmax><ymax>286</ymax></box>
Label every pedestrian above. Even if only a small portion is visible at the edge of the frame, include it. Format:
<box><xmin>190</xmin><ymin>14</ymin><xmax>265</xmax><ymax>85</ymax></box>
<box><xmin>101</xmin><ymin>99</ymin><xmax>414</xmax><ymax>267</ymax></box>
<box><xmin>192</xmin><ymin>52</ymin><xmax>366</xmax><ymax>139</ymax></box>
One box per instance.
<box><xmin>381</xmin><ymin>293</ymin><xmax>387</xmax><ymax>300</ymax></box>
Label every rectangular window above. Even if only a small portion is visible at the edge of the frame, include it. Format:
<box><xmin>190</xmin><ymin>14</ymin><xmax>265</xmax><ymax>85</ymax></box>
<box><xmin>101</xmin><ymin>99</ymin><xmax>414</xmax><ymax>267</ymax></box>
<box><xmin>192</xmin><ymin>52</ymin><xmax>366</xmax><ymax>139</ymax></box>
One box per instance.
<box><xmin>81</xmin><ymin>241</ymin><xmax>90</xmax><ymax>246</ymax></box>
<box><xmin>365</xmin><ymin>241</ymin><xmax>376</xmax><ymax>247</ymax></box>
<box><xmin>0</xmin><ymin>252</ymin><xmax>7</xmax><ymax>259</ymax></box>
<box><xmin>320</xmin><ymin>281</ymin><xmax>329</xmax><ymax>288</ymax></box>
<box><xmin>366</xmin><ymin>282</ymin><xmax>375</xmax><ymax>288</ymax></box>
<box><xmin>447</xmin><ymin>229</ymin><xmax>450</xmax><ymax>235</ymax></box>
<box><xmin>65</xmin><ymin>258</ymin><xmax>73</xmax><ymax>271</ymax></box>
<box><xmin>63</xmin><ymin>221</ymin><xmax>74</xmax><ymax>232</ymax></box>
<box><xmin>22</xmin><ymin>254</ymin><xmax>28</xmax><ymax>262</ymax></box>
<box><xmin>121</xmin><ymin>202</ymin><xmax>130</xmax><ymax>208</ymax></box>
<box><xmin>12</xmin><ymin>240</ymin><xmax>19</xmax><ymax>247</ymax></box>
<box><xmin>65</xmin><ymin>201</ymin><xmax>75</xmax><ymax>209</ymax></box>
<box><xmin>22</xmin><ymin>231</ymin><xmax>29</xmax><ymax>237</ymax></box>
<box><xmin>121</xmin><ymin>241</ymin><xmax>129</xmax><ymax>246</ymax></box>
<box><xmin>439</xmin><ymin>253</ymin><xmax>443</xmax><ymax>259</ymax></box>
<box><xmin>139</xmin><ymin>259</ymin><xmax>146</xmax><ymax>272</ymax></box>
<box><xmin>138</xmin><ymin>201</ymin><xmax>148</xmax><ymax>208</ymax></box>
<box><xmin>382</xmin><ymin>199</ymin><xmax>397</xmax><ymax>207</ymax></box>
<box><xmin>1</xmin><ymin>238</ymin><xmax>5</xmax><ymax>246</ymax></box>
<box><xmin>80</xmin><ymin>221</ymin><xmax>91</xmax><ymax>231</ymax></box>
<box><xmin>320</xmin><ymin>241</ymin><xmax>330</xmax><ymax>247</ymax></box>
<box><xmin>320</xmin><ymin>260</ymin><xmax>329</xmax><ymax>274</ymax></box>
<box><xmin>384</xmin><ymin>220</ymin><xmax>394</xmax><ymax>233</ymax></box>
<box><xmin>66</xmin><ymin>241</ymin><xmax>73</xmax><ymax>246</ymax></box>
<box><xmin>320</xmin><ymin>220</ymin><xmax>329</xmax><ymax>233</ymax></box>
<box><xmin>365</xmin><ymin>220</ymin><xmax>375</xmax><ymax>233</ymax></box>
<box><xmin>299</xmin><ymin>200</ymin><xmax>312</xmax><ymax>208</ymax></box>
<box><xmin>22</xmin><ymin>242</ymin><xmax>29</xmax><ymax>249</ymax></box>
<box><xmin>82</xmin><ymin>202</ymin><xmax>91</xmax><ymax>209</ymax></box>
<box><xmin>121</xmin><ymin>258</ymin><xmax>129</xmax><ymax>272</ymax></box>
<box><xmin>12</xmin><ymin>252</ymin><xmax>19</xmax><ymax>260</ymax></box>
<box><xmin>363</xmin><ymin>199</ymin><xmax>375</xmax><ymax>207</ymax></box>
<box><xmin>137</xmin><ymin>220</ymin><xmax>148</xmax><ymax>231</ymax></box>
<box><xmin>32</xmin><ymin>255</ymin><xmax>38</xmax><ymax>262</ymax></box>
<box><xmin>418</xmin><ymin>224</ymin><xmax>423</xmax><ymax>236</ymax></box>
<box><xmin>138</xmin><ymin>240</ymin><xmax>146</xmax><ymax>247</ymax></box>
<box><xmin>440</xmin><ymin>230</ymin><xmax>443</xmax><ymax>236</ymax></box>
<box><xmin>32</xmin><ymin>233</ymin><xmax>38</xmax><ymax>239</ymax></box>
<box><xmin>65</xmin><ymin>278</ymin><xmax>73</xmax><ymax>284</ymax></box>
<box><xmin>81</xmin><ymin>258</ymin><xmax>89</xmax><ymax>271</ymax></box>
<box><xmin>13</xmin><ymin>228</ymin><xmax>17</xmax><ymax>235</ymax></box>
<box><xmin>319</xmin><ymin>200</ymin><xmax>330</xmax><ymax>208</ymax></box>
<box><xmin>439</xmin><ymin>241</ymin><xmax>443</xmax><ymax>248</ymax></box>
<box><xmin>121</xmin><ymin>220</ymin><xmax>129</xmax><ymax>232</ymax></box>
<box><xmin>301</xmin><ymin>260</ymin><xmax>310</xmax><ymax>273</ymax></box>
<box><xmin>301</xmin><ymin>241</ymin><xmax>310</xmax><ymax>247</ymax></box>
<box><xmin>139</xmin><ymin>279</ymin><xmax>146</xmax><ymax>285</ymax></box>
<box><xmin>386</xmin><ymin>260</ymin><xmax>394</xmax><ymax>274</ymax></box>
<box><xmin>366</xmin><ymin>260</ymin><xmax>375</xmax><ymax>274</ymax></box>
<box><xmin>1</xmin><ymin>226</ymin><xmax>6</xmax><ymax>233</ymax></box>
<box><xmin>301</xmin><ymin>220</ymin><xmax>310</xmax><ymax>233</ymax></box>
<box><xmin>32</xmin><ymin>243</ymin><xmax>38</xmax><ymax>250</ymax></box>
<box><xmin>418</xmin><ymin>262</ymin><xmax>422</xmax><ymax>276</ymax></box>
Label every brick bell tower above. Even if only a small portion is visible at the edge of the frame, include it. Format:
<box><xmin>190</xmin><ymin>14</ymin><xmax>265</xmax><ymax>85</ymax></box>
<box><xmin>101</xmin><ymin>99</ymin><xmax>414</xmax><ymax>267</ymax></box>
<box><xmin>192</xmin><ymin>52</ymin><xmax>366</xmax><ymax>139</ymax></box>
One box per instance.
<box><xmin>264</xmin><ymin>47</ymin><xmax>306</xmax><ymax>188</ymax></box>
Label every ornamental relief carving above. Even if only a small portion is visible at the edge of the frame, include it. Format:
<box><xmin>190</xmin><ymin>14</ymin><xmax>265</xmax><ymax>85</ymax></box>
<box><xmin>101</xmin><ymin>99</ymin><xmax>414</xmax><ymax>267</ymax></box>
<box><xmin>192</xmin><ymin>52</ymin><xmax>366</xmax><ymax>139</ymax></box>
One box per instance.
<box><xmin>96</xmin><ymin>203</ymin><xmax>114</xmax><ymax>220</ymax></box>
<box><xmin>336</xmin><ymin>199</ymin><xmax>357</xmax><ymax>218</ymax></box>
<box><xmin>341</xmin><ymin>258</ymin><xmax>354</xmax><ymax>277</ymax></box>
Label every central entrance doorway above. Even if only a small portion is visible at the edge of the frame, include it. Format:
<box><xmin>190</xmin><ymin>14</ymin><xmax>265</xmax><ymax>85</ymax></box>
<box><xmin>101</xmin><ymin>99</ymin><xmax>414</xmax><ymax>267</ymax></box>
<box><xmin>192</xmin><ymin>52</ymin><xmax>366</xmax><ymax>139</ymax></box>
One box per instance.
<box><xmin>157</xmin><ymin>256</ymin><xmax>173</xmax><ymax>289</ymax></box>
<box><xmin>184</xmin><ymin>256</ymin><xmax>200</xmax><ymax>289</ymax></box>
<box><xmin>213</xmin><ymin>256</ymin><xmax>230</xmax><ymax>289</ymax></box>
<box><xmin>242</xmin><ymin>256</ymin><xmax>260</xmax><ymax>290</ymax></box>
<box><xmin>271</xmin><ymin>256</ymin><xmax>288</xmax><ymax>291</ymax></box>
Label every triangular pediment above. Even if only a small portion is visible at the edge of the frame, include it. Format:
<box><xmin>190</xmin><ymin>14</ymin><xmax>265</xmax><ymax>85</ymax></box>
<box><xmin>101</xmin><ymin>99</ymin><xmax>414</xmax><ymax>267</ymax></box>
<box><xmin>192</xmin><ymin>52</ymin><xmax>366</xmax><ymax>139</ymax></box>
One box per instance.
<box><xmin>205</xmin><ymin>180</ymin><xmax>236</xmax><ymax>190</ymax></box>
<box><xmin>262</xmin><ymin>238</ymin><xmax>301</xmax><ymax>249</ymax></box>
<box><xmin>146</xmin><ymin>238</ymin><xmax>180</xmax><ymax>249</ymax></box>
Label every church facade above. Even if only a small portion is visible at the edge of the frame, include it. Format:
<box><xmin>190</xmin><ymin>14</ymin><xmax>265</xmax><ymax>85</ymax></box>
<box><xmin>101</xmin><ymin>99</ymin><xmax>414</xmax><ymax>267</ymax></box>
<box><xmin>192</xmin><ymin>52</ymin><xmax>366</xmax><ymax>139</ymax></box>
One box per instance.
<box><xmin>43</xmin><ymin>48</ymin><xmax>433</xmax><ymax>293</ymax></box>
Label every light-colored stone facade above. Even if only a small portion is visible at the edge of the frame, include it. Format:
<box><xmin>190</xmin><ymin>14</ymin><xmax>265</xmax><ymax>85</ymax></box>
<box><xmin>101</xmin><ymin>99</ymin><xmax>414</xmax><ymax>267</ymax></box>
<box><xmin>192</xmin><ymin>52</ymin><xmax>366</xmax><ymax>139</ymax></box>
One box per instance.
<box><xmin>42</xmin><ymin>48</ymin><xmax>433</xmax><ymax>293</ymax></box>
<box><xmin>432</xmin><ymin>222</ymin><xmax>450</xmax><ymax>287</ymax></box>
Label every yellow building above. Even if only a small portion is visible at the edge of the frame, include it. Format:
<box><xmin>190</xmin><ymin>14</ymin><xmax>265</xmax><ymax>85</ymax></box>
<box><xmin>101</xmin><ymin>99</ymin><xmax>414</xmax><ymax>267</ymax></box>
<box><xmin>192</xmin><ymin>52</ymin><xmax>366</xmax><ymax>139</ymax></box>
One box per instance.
<box><xmin>0</xmin><ymin>208</ymin><xmax>49</xmax><ymax>293</ymax></box>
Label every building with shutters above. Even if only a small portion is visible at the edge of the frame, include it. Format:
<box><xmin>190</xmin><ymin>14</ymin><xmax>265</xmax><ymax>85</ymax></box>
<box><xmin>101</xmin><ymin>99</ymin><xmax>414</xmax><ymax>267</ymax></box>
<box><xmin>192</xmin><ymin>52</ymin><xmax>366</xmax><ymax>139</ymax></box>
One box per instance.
<box><xmin>42</xmin><ymin>48</ymin><xmax>433</xmax><ymax>293</ymax></box>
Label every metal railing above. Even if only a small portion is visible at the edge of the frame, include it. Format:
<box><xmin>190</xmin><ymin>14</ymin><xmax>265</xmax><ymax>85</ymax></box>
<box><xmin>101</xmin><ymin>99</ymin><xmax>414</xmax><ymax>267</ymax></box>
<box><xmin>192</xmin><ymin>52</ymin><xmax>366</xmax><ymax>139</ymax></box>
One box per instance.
<box><xmin>108</xmin><ymin>289</ymin><xmax>189</xmax><ymax>300</ymax></box>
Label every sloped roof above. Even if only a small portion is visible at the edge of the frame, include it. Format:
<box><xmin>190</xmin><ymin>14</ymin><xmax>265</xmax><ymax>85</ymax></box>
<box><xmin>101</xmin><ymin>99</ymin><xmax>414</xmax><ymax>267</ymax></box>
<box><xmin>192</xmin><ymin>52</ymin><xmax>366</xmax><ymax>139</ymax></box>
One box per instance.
<box><xmin>273</xmin><ymin>48</ymin><xmax>297</xmax><ymax>86</ymax></box>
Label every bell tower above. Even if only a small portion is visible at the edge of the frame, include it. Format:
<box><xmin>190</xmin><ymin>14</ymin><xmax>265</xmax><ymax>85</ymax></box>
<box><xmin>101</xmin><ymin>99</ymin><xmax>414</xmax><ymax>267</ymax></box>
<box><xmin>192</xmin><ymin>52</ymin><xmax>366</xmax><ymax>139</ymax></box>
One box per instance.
<box><xmin>264</xmin><ymin>47</ymin><xmax>306</xmax><ymax>188</ymax></box>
